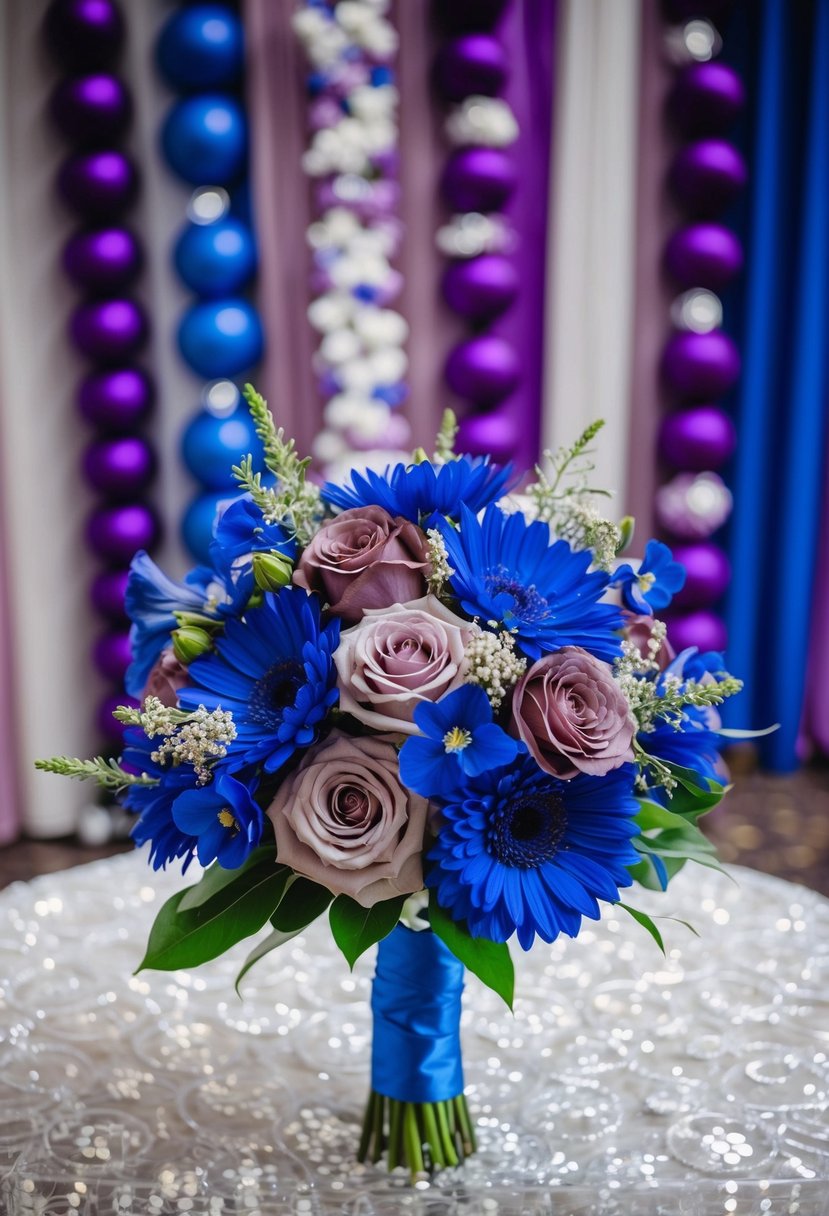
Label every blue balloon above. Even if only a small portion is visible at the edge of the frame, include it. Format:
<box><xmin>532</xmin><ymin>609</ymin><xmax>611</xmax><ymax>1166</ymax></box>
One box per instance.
<box><xmin>177</xmin><ymin>298</ymin><xmax>263</xmax><ymax>378</ymax></box>
<box><xmin>174</xmin><ymin>218</ymin><xmax>256</xmax><ymax>297</ymax></box>
<box><xmin>161</xmin><ymin>95</ymin><xmax>246</xmax><ymax>185</ymax></box>
<box><xmin>182</xmin><ymin>489</ymin><xmax>241</xmax><ymax>563</ymax></box>
<box><xmin>156</xmin><ymin>5</ymin><xmax>244</xmax><ymax>91</ymax></box>
<box><xmin>181</xmin><ymin>405</ymin><xmax>265</xmax><ymax>490</ymax></box>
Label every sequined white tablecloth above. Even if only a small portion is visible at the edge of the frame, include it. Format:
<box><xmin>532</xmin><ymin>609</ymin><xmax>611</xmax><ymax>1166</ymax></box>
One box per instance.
<box><xmin>1</xmin><ymin>851</ymin><xmax>828</xmax><ymax>1216</ymax></box>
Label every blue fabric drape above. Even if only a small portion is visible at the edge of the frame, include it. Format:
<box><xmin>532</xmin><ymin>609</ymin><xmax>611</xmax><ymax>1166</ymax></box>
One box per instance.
<box><xmin>723</xmin><ymin>0</ymin><xmax>829</xmax><ymax>769</ymax></box>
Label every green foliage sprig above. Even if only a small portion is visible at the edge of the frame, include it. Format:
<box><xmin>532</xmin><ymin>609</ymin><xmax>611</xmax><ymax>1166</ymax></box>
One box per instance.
<box><xmin>34</xmin><ymin>755</ymin><xmax>158</xmax><ymax>792</ymax></box>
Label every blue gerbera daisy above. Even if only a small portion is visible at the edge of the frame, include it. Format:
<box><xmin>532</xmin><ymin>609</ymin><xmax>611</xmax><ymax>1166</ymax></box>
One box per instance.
<box><xmin>178</xmin><ymin>586</ymin><xmax>340</xmax><ymax>773</ymax></box>
<box><xmin>437</xmin><ymin>504</ymin><xmax>624</xmax><ymax>662</ymax></box>
<box><xmin>322</xmin><ymin>455</ymin><xmax>516</xmax><ymax>524</ymax></box>
<box><xmin>121</xmin><ymin>728</ymin><xmax>200</xmax><ymax>873</ymax></box>
<box><xmin>612</xmin><ymin>540</ymin><xmax>686</xmax><ymax>614</ymax></box>
<box><xmin>427</xmin><ymin>759</ymin><xmax>641</xmax><ymax>950</ymax></box>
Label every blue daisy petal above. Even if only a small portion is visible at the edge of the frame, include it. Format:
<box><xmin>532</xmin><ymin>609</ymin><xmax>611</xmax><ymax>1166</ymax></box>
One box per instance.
<box><xmin>426</xmin><ymin>758</ymin><xmax>640</xmax><ymax>949</ymax></box>
<box><xmin>322</xmin><ymin>455</ymin><xmax>517</xmax><ymax>524</ymax></box>
<box><xmin>437</xmin><ymin>504</ymin><xmax>623</xmax><ymax>662</ymax></box>
<box><xmin>178</xmin><ymin>586</ymin><xmax>340</xmax><ymax>775</ymax></box>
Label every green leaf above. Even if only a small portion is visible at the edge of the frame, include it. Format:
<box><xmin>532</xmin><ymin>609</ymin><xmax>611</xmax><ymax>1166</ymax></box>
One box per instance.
<box><xmin>629</xmin><ymin>855</ymin><xmax>686</xmax><ymax>891</ymax></box>
<box><xmin>716</xmin><ymin>724</ymin><xmax>779</xmax><ymax>739</ymax></box>
<box><xmin>270</xmin><ymin>876</ymin><xmax>333</xmax><ymax>932</ymax></box>
<box><xmin>666</xmin><ymin>762</ymin><xmax>724</xmax><ymax>797</ymax></box>
<box><xmin>429</xmin><ymin>897</ymin><xmax>514</xmax><ymax>1011</ymax></box>
<box><xmin>666</xmin><ymin>782</ymin><xmax>727</xmax><ymax>819</ymax></box>
<box><xmin>635</xmin><ymin>800</ymin><xmax>696</xmax><ymax>833</ymax></box>
<box><xmin>617</xmin><ymin>903</ymin><xmax>666</xmax><ymax>953</ymax></box>
<box><xmin>136</xmin><ymin>861</ymin><xmax>291</xmax><ymax>973</ymax></box>
<box><xmin>329</xmin><ymin>893</ymin><xmax>406</xmax><ymax>970</ymax></box>
<box><xmin>235</xmin><ymin>924</ymin><xmax>304</xmax><ymax>996</ymax></box>
<box><xmin>179</xmin><ymin>847</ymin><xmax>278</xmax><ymax>912</ymax></box>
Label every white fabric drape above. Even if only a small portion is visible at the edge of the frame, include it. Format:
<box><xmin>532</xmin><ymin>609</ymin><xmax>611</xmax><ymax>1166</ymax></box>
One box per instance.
<box><xmin>542</xmin><ymin>0</ymin><xmax>641</xmax><ymax>513</ymax></box>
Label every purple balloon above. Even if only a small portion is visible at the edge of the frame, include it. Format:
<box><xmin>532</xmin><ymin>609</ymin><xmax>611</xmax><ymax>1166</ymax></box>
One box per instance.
<box><xmin>49</xmin><ymin>74</ymin><xmax>132</xmax><ymax>146</ymax></box>
<box><xmin>435</xmin><ymin>34</ymin><xmax>509</xmax><ymax>102</ymax></box>
<box><xmin>664</xmin><ymin>223</ymin><xmax>743</xmax><ymax>290</ymax></box>
<box><xmin>442</xmin><ymin>147</ymin><xmax>517</xmax><ymax>213</ymax></box>
<box><xmin>90</xmin><ymin>568</ymin><xmax>130</xmax><ymax>620</ymax></box>
<box><xmin>70</xmin><ymin>298</ymin><xmax>147</xmax><ymax>362</ymax></box>
<box><xmin>669</xmin><ymin>139</ymin><xmax>747</xmax><ymax>216</ymax></box>
<box><xmin>43</xmin><ymin>0</ymin><xmax>124</xmax><ymax>70</ymax></box>
<box><xmin>665</xmin><ymin>609</ymin><xmax>728</xmax><ymax>654</ymax></box>
<box><xmin>669</xmin><ymin>63</ymin><xmax>745</xmax><ymax>138</ymax></box>
<box><xmin>457</xmin><ymin>408</ymin><xmax>519</xmax><ymax>462</ymax></box>
<box><xmin>659</xmin><ymin>405</ymin><xmax>736</xmax><ymax>470</ymax></box>
<box><xmin>58</xmin><ymin>150</ymin><xmax>138</xmax><ymax>218</ymax></box>
<box><xmin>93</xmin><ymin>630</ymin><xmax>132</xmax><ymax>682</ymax></box>
<box><xmin>445</xmin><ymin>336</ymin><xmax>521</xmax><ymax>406</ymax></box>
<box><xmin>97</xmin><ymin>692</ymin><xmax>138</xmax><ymax>743</ymax></box>
<box><xmin>662</xmin><ymin>331</ymin><xmax>741</xmax><ymax>400</ymax></box>
<box><xmin>77</xmin><ymin>367</ymin><xmax>154</xmax><ymax>431</ymax></box>
<box><xmin>83</xmin><ymin>436</ymin><xmax>156</xmax><ymax>497</ymax></box>
<box><xmin>671</xmin><ymin>542</ymin><xmax>731</xmax><ymax>609</ymax></box>
<box><xmin>63</xmin><ymin>228</ymin><xmax>142</xmax><ymax>293</ymax></box>
<box><xmin>87</xmin><ymin>502</ymin><xmax>160</xmax><ymax>563</ymax></box>
<box><xmin>442</xmin><ymin>255</ymin><xmax>519</xmax><ymax>321</ymax></box>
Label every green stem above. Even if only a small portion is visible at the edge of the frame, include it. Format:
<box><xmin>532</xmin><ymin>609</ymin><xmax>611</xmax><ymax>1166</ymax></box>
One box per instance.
<box><xmin>358</xmin><ymin>1092</ymin><xmax>375</xmax><ymax>1163</ymax></box>
<box><xmin>421</xmin><ymin>1103</ymin><xmax>444</xmax><ymax>1168</ymax></box>
<box><xmin>387</xmin><ymin>1098</ymin><xmax>403</xmax><ymax>1172</ymax></box>
<box><xmin>371</xmin><ymin>1093</ymin><xmax>385</xmax><ymax>1164</ymax></box>
<box><xmin>454</xmin><ymin>1094</ymin><xmax>477</xmax><ymax>1155</ymax></box>
<box><xmin>435</xmin><ymin>1101</ymin><xmax>459</xmax><ymax>1168</ymax></box>
<box><xmin>403</xmin><ymin>1102</ymin><xmax>425</xmax><ymax>1178</ymax></box>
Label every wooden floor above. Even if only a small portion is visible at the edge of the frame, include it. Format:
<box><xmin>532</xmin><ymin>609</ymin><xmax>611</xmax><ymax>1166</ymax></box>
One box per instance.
<box><xmin>1</xmin><ymin>761</ymin><xmax>828</xmax><ymax>897</ymax></box>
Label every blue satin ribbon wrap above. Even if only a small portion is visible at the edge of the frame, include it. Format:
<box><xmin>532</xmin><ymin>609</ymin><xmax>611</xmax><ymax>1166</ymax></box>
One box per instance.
<box><xmin>370</xmin><ymin>925</ymin><xmax>465</xmax><ymax>1103</ymax></box>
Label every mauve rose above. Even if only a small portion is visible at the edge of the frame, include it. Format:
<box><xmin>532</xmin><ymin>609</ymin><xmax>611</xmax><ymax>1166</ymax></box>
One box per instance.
<box><xmin>510</xmin><ymin>647</ymin><xmax>635</xmax><ymax>778</ymax></box>
<box><xmin>624</xmin><ymin>613</ymin><xmax>676</xmax><ymax>671</ymax></box>
<box><xmin>335</xmin><ymin>595</ymin><xmax>473</xmax><ymax>734</ymax></box>
<box><xmin>267</xmin><ymin>731</ymin><xmax>427</xmax><ymax>907</ymax></box>
<box><xmin>142</xmin><ymin>648</ymin><xmax>189</xmax><ymax>708</ymax></box>
<box><xmin>293</xmin><ymin>505</ymin><xmax>430</xmax><ymax>623</ymax></box>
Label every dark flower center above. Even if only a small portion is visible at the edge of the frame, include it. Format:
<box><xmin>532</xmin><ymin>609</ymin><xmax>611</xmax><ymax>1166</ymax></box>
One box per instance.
<box><xmin>248</xmin><ymin>660</ymin><xmax>304</xmax><ymax>729</ymax></box>
<box><xmin>484</xmin><ymin>565</ymin><xmax>549</xmax><ymax>623</ymax></box>
<box><xmin>488</xmin><ymin>791</ymin><xmax>567</xmax><ymax>868</ymax></box>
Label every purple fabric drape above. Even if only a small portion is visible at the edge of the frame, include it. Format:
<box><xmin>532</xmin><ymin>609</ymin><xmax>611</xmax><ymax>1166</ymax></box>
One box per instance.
<box><xmin>624</xmin><ymin>0</ymin><xmax>677</xmax><ymax>541</ymax></box>
<box><xmin>244</xmin><ymin>0</ymin><xmax>319</xmax><ymax>461</ymax></box>
<box><xmin>491</xmin><ymin>0</ymin><xmax>557</xmax><ymax>478</ymax></box>
<box><xmin>393</xmin><ymin>0</ymin><xmax>462</xmax><ymax>450</ymax></box>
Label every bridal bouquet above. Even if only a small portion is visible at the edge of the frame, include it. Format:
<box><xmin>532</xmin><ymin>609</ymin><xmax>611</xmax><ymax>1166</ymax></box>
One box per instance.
<box><xmin>39</xmin><ymin>385</ymin><xmax>743</xmax><ymax>1177</ymax></box>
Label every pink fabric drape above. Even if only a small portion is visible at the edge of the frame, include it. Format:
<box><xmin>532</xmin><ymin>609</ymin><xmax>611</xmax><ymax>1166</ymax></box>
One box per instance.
<box><xmin>625</xmin><ymin>0</ymin><xmax>678</xmax><ymax>541</ymax></box>
<box><xmin>244</xmin><ymin>0</ymin><xmax>319</xmax><ymax>461</ymax></box>
<box><xmin>0</xmin><ymin>443</ymin><xmax>21</xmax><ymax>844</ymax></box>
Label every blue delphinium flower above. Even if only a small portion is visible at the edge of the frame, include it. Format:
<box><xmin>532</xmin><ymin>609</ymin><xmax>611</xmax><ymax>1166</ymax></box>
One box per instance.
<box><xmin>399</xmin><ymin>684</ymin><xmax>522</xmax><ymax>799</ymax></box>
<box><xmin>125</xmin><ymin>552</ymin><xmax>225</xmax><ymax>699</ymax></box>
<box><xmin>613</xmin><ymin>540</ymin><xmax>686</xmax><ymax>613</ymax></box>
<box><xmin>209</xmin><ymin>497</ymin><xmax>297</xmax><ymax>580</ymax></box>
<box><xmin>179</xmin><ymin>586</ymin><xmax>340</xmax><ymax>773</ymax></box>
<box><xmin>322</xmin><ymin>455</ymin><xmax>516</xmax><ymax>524</ymax></box>
<box><xmin>121</xmin><ymin>728</ymin><xmax>199</xmax><ymax>872</ymax></box>
<box><xmin>427</xmin><ymin>758</ymin><xmax>641</xmax><ymax>950</ymax></box>
<box><xmin>436</xmin><ymin>504</ymin><xmax>624</xmax><ymax>662</ymax></box>
<box><xmin>172</xmin><ymin>772</ymin><xmax>263</xmax><ymax>869</ymax></box>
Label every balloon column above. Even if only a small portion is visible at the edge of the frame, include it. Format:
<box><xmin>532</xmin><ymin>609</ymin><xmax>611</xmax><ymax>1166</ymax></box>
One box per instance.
<box><xmin>292</xmin><ymin>0</ymin><xmax>411</xmax><ymax>481</ymax></box>
<box><xmin>432</xmin><ymin>2</ymin><xmax>522</xmax><ymax>463</ymax></box>
<box><xmin>43</xmin><ymin>0</ymin><xmax>159</xmax><ymax>749</ymax></box>
<box><xmin>658</xmin><ymin>12</ymin><xmax>745</xmax><ymax>653</ymax></box>
<box><xmin>155</xmin><ymin>3</ymin><xmax>265</xmax><ymax>562</ymax></box>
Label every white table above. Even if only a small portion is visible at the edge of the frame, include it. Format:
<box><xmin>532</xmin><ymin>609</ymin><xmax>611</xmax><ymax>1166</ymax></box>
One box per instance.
<box><xmin>1</xmin><ymin>850</ymin><xmax>828</xmax><ymax>1214</ymax></box>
